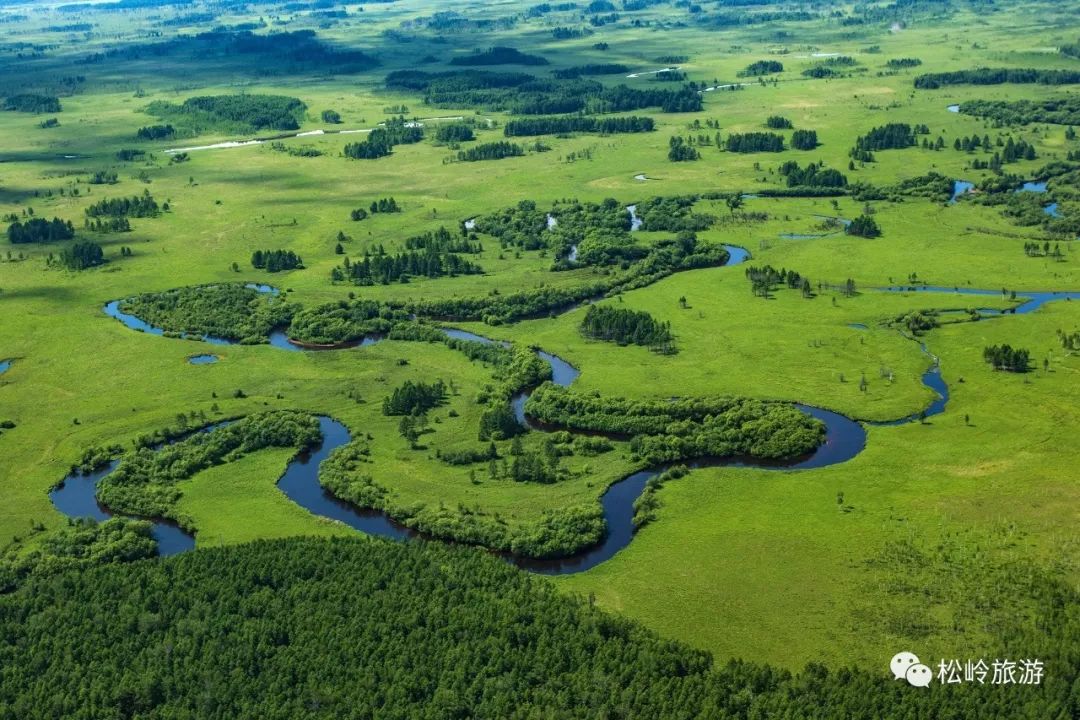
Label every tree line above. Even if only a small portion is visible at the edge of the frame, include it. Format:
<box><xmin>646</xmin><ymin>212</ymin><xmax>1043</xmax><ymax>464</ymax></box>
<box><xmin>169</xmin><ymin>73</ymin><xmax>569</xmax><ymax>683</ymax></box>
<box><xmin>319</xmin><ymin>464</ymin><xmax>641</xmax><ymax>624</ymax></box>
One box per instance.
<box><xmin>2</xmin><ymin>93</ymin><xmax>61</xmax><ymax>113</ymax></box>
<box><xmin>84</xmin><ymin>216</ymin><xmax>130</xmax><ymax>234</ymax></box>
<box><xmin>384</xmin><ymin>69</ymin><xmax>702</xmax><ymax>115</ymax></box>
<box><xmin>915</xmin><ymin>67</ymin><xmax>1080</xmax><ymax>89</ymax></box>
<box><xmin>331</xmin><ymin>249</ymin><xmax>483</xmax><ymax>285</ymax></box>
<box><xmin>403</xmin><ymin>226</ymin><xmax>482</xmax><ymax>253</ymax></box>
<box><xmin>503</xmin><ymin>115</ymin><xmax>654</xmax><ymax>136</ymax></box>
<box><xmin>136</xmin><ymin>124</ymin><xmax>175</xmax><ymax>140</ymax></box>
<box><xmin>450</xmin><ymin>46</ymin><xmax>549</xmax><ymax>66</ymax></box>
<box><xmin>456</xmin><ymin>141</ymin><xmax>525</xmax><ymax>162</ymax></box>
<box><xmin>958</xmin><ymin>97</ymin><xmax>1080</xmax><ymax>127</ymax></box>
<box><xmin>145</xmin><ymin>94</ymin><xmax>307</xmax><ymax>132</ymax></box>
<box><xmin>84</xmin><ymin>191</ymin><xmax>159</xmax><ymax>218</ymax></box>
<box><xmin>725</xmin><ymin>132</ymin><xmax>785</xmax><ymax>152</ymax></box>
<box><xmin>552</xmin><ymin>63</ymin><xmax>629</xmax><ymax>78</ymax></box>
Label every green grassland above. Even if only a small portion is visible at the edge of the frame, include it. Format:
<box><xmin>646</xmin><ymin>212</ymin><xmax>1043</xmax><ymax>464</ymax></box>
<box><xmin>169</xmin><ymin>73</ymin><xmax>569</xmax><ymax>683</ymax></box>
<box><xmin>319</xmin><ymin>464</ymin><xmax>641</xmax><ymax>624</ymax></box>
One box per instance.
<box><xmin>1</xmin><ymin>0</ymin><xmax>1079</xmax><ymax>675</ymax></box>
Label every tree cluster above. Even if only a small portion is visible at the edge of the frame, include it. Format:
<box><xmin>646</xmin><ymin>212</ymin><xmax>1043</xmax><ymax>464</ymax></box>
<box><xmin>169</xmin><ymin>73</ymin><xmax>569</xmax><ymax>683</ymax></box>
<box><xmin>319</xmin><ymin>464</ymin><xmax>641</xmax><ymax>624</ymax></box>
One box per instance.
<box><xmin>119</xmin><ymin>284</ymin><xmax>297</xmax><ymax>344</ymax></box>
<box><xmin>251</xmin><ymin>249</ymin><xmax>303</xmax><ymax>273</ymax></box>
<box><xmin>344</xmin><ymin>117</ymin><xmax>423</xmax><ymax>159</ymax></box>
<box><xmin>552</xmin><ymin>63</ymin><xmax>629</xmax><ymax>79</ymax></box>
<box><xmin>580</xmin><ymin>305</ymin><xmax>674</xmax><ymax>352</ymax></box>
<box><xmin>846</xmin><ymin>215</ymin><xmax>881</xmax><ymax>237</ymax></box>
<box><xmin>525</xmin><ymin>383</ymin><xmax>825</xmax><ymax>465</ymax></box>
<box><xmin>450</xmin><ymin>46</ymin><xmax>549</xmax><ymax>66</ymax></box>
<box><xmin>332</xmin><ymin>249</ymin><xmax>483</xmax><ymax>285</ymax></box>
<box><xmin>84</xmin><ymin>191</ymin><xmax>159</xmax><ymax>218</ymax></box>
<box><xmin>456</xmin><ymin>141</ymin><xmax>524</xmax><ymax>162</ymax></box>
<box><xmin>915</xmin><ymin>67</ymin><xmax>1080</xmax><ymax>89</ymax></box>
<box><xmin>58</xmin><ymin>241</ymin><xmax>105</xmax><ymax>270</ymax></box>
<box><xmin>668</xmin><ymin>136</ymin><xmax>700</xmax><ymax>161</ymax></box>
<box><xmin>853</xmin><ymin>123</ymin><xmax>915</xmax><ymax>153</ymax></box>
<box><xmin>983</xmin><ymin>344</ymin><xmax>1030</xmax><ymax>372</ymax></box>
<box><xmin>434</xmin><ymin>122</ymin><xmax>476</xmax><ymax>143</ymax></box>
<box><xmin>136</xmin><ymin>124</ymin><xmax>175</xmax><ymax>140</ymax></box>
<box><xmin>791</xmin><ymin>129</ymin><xmax>819</xmax><ymax>150</ymax></box>
<box><xmin>779</xmin><ymin>161</ymin><xmax>847</xmax><ymax>188</ymax></box>
<box><xmin>725</xmin><ymin>132</ymin><xmax>785</xmax><ymax>152</ymax></box>
<box><xmin>7</xmin><ymin>217</ymin><xmax>75</xmax><ymax>244</ymax></box>
<box><xmin>504</xmin><ymin>115</ymin><xmax>654</xmax><ymax>136</ymax></box>
<box><xmin>739</xmin><ymin>60</ymin><xmax>783</xmax><ymax>76</ymax></box>
<box><xmin>404</xmin><ymin>226</ymin><xmax>482</xmax><ymax>253</ymax></box>
<box><xmin>145</xmin><ymin>94</ymin><xmax>307</xmax><ymax>132</ymax></box>
<box><xmin>382</xmin><ymin>380</ymin><xmax>447</xmax><ymax>416</ymax></box>
<box><xmin>2</xmin><ymin>94</ymin><xmax>61</xmax><ymax>113</ymax></box>
<box><xmin>745</xmin><ymin>264</ymin><xmax>811</xmax><ymax>298</ymax></box>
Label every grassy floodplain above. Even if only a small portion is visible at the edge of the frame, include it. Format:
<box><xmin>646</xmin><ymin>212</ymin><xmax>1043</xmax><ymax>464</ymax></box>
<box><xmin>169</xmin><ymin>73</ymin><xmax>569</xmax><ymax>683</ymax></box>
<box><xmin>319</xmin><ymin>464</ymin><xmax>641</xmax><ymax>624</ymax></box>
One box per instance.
<box><xmin>0</xmin><ymin>0</ymin><xmax>1079</xmax><ymax>709</ymax></box>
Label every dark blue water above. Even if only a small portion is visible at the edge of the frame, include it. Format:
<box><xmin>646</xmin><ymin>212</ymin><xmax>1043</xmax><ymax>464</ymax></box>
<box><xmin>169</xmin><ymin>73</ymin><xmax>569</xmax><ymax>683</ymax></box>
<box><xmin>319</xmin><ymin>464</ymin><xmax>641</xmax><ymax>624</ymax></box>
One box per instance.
<box><xmin>276</xmin><ymin>416</ymin><xmax>416</xmax><ymax>542</ymax></box>
<box><xmin>520</xmin><ymin>404</ymin><xmax>866</xmax><ymax>574</ymax></box>
<box><xmin>104</xmin><ymin>301</ymin><xmax>234</xmax><ymax>346</ymax></box>
<box><xmin>188</xmin><ymin>354</ymin><xmax>218</xmax><ymax>365</ymax></box>
<box><xmin>88</xmin><ymin>263</ymin><xmax>1069</xmax><ymax>572</ymax></box>
<box><xmin>106</xmin><ymin>298</ymin><xmax>378</xmax><ymax>353</ymax></box>
<box><xmin>47</xmin><ymin>422</ymin><xmax>236</xmax><ymax>556</ymax></box>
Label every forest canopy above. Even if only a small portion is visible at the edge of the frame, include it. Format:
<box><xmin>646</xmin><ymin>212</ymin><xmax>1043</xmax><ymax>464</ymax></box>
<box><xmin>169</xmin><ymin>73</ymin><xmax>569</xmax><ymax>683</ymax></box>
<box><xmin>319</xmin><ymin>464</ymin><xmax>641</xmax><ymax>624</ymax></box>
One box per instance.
<box><xmin>0</xmin><ymin>536</ymin><xmax>1073</xmax><ymax>719</ymax></box>
<box><xmin>145</xmin><ymin>94</ymin><xmax>307</xmax><ymax>133</ymax></box>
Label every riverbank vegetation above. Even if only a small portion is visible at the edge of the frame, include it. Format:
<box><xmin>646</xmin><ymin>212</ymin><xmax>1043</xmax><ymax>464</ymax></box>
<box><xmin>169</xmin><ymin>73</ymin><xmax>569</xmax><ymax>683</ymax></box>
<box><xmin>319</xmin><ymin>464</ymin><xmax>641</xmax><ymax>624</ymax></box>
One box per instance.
<box><xmin>118</xmin><ymin>284</ymin><xmax>296</xmax><ymax>343</ymax></box>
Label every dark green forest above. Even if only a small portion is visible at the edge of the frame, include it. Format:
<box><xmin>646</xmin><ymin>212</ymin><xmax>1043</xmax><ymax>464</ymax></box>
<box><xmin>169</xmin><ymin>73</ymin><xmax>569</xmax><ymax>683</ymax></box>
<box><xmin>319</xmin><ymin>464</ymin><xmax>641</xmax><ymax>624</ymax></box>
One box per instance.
<box><xmin>1</xmin><ymin>536</ymin><xmax>1072</xmax><ymax>719</ymax></box>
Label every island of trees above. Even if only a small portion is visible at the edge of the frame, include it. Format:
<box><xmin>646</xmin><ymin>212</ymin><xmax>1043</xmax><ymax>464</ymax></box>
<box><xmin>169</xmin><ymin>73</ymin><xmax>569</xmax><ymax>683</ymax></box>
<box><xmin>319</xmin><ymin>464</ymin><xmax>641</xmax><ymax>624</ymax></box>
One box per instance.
<box><xmin>7</xmin><ymin>217</ymin><xmax>75</xmax><ymax>244</ymax></box>
<box><xmin>983</xmin><ymin>344</ymin><xmax>1030</xmax><ymax>372</ymax></box>
<box><xmin>580</xmin><ymin>305</ymin><xmax>675</xmax><ymax>353</ymax></box>
<box><xmin>251</xmin><ymin>249</ymin><xmax>303</xmax><ymax>273</ymax></box>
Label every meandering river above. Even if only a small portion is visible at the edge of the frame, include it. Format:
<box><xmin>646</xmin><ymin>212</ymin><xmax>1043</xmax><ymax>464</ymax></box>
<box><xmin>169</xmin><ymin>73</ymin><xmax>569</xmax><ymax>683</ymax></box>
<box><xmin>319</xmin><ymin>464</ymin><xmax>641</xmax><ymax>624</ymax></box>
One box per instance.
<box><xmin>61</xmin><ymin>241</ymin><xmax>1077</xmax><ymax>574</ymax></box>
